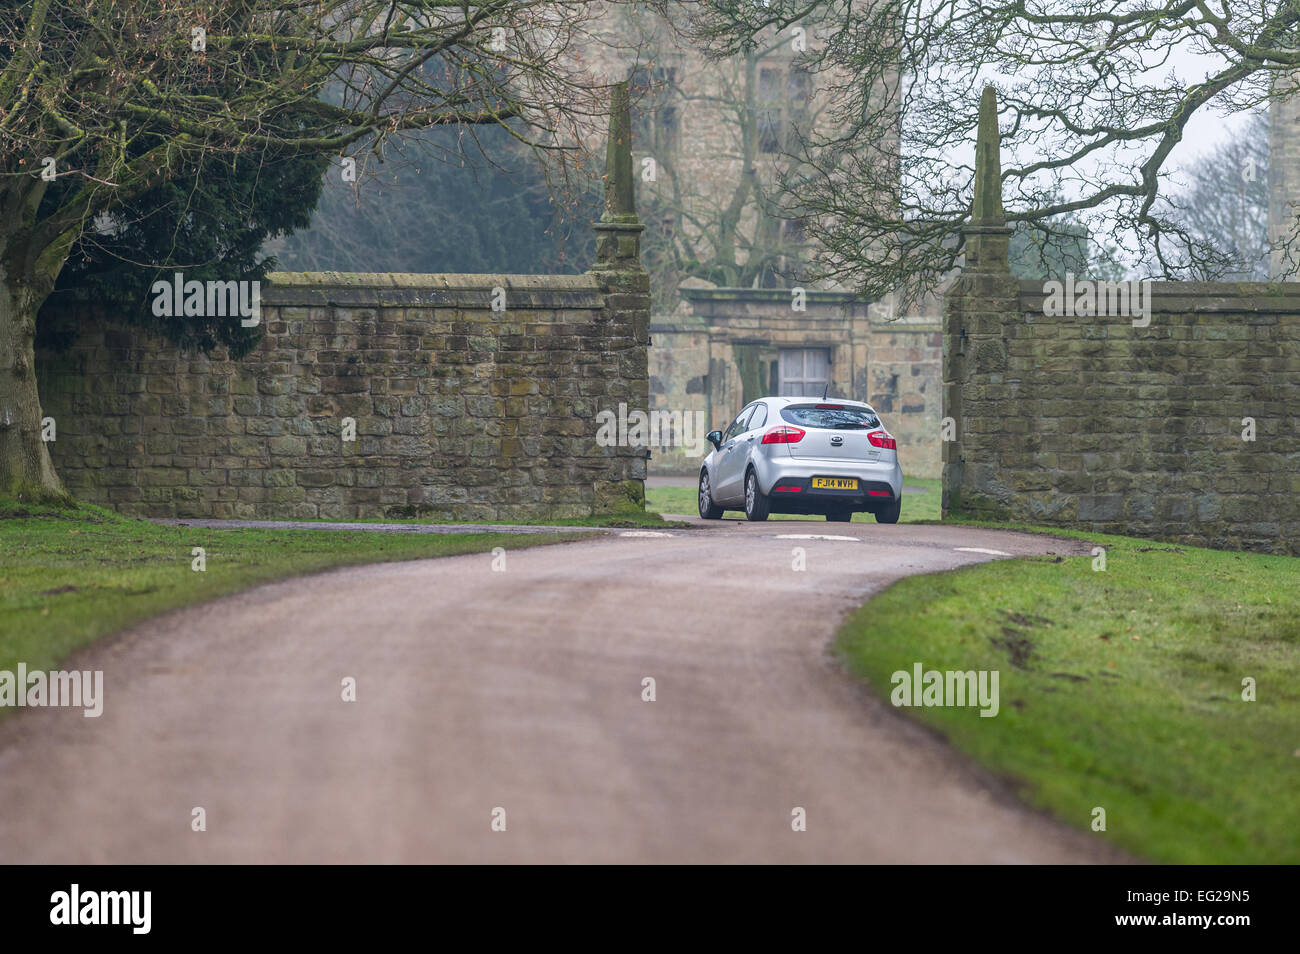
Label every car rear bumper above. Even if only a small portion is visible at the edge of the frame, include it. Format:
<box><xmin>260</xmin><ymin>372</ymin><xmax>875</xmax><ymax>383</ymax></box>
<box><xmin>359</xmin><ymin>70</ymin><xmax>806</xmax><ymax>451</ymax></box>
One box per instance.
<box><xmin>754</xmin><ymin>455</ymin><xmax>903</xmax><ymax>511</ymax></box>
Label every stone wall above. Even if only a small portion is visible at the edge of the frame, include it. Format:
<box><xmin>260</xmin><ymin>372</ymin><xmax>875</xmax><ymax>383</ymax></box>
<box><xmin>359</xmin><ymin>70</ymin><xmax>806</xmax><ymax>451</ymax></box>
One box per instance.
<box><xmin>944</xmin><ymin>276</ymin><xmax>1300</xmax><ymax>555</ymax></box>
<box><xmin>945</xmin><ymin>86</ymin><xmax>1300</xmax><ymax>556</ymax></box>
<box><xmin>865</xmin><ymin>322</ymin><xmax>943</xmax><ymax>480</ymax></box>
<box><xmin>37</xmin><ymin>271</ymin><xmax>649</xmax><ymax>522</ymax></box>
<box><xmin>647</xmin><ymin>315</ymin><xmax>711</xmax><ymax>474</ymax></box>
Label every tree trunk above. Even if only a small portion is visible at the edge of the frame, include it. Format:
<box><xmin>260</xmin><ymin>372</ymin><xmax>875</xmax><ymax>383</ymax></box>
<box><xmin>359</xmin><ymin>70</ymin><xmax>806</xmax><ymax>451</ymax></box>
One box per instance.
<box><xmin>0</xmin><ymin>266</ymin><xmax>66</xmax><ymax>502</ymax></box>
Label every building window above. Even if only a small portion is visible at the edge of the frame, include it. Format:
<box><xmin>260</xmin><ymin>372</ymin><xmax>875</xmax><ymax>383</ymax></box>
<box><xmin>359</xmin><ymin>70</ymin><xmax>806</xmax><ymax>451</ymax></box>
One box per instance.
<box><xmin>630</xmin><ymin>66</ymin><xmax>680</xmax><ymax>155</ymax></box>
<box><xmin>778</xmin><ymin>348</ymin><xmax>830</xmax><ymax>397</ymax></box>
<box><xmin>758</xmin><ymin>68</ymin><xmax>783</xmax><ymax>153</ymax></box>
<box><xmin>787</xmin><ymin>66</ymin><xmax>812</xmax><ymax>147</ymax></box>
<box><xmin>758</xmin><ymin>63</ymin><xmax>812</xmax><ymax>154</ymax></box>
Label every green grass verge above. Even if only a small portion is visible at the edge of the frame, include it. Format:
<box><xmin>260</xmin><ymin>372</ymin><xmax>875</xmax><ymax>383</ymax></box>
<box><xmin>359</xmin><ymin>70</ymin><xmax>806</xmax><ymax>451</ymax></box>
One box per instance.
<box><xmin>646</xmin><ymin>475</ymin><xmax>942</xmax><ymax>523</ymax></box>
<box><xmin>835</xmin><ymin>527</ymin><xmax>1300</xmax><ymax>863</ymax></box>
<box><xmin>0</xmin><ymin>498</ymin><xmax>586</xmax><ymax>691</ymax></box>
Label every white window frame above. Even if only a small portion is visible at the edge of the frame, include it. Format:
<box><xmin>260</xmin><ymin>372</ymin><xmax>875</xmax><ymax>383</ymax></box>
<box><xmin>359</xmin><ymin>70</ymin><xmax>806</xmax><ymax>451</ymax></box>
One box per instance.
<box><xmin>778</xmin><ymin>348</ymin><xmax>830</xmax><ymax>397</ymax></box>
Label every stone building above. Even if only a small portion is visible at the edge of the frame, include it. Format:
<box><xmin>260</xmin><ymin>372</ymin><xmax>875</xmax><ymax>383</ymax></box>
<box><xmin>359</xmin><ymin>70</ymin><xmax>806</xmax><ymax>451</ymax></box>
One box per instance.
<box><xmin>1270</xmin><ymin>81</ymin><xmax>1300</xmax><ymax>279</ymax></box>
<box><xmin>585</xmin><ymin>7</ymin><xmax>943</xmax><ymax>480</ymax></box>
<box><xmin>649</xmin><ymin>287</ymin><xmax>943</xmax><ymax>478</ymax></box>
<box><xmin>585</xmin><ymin>6</ymin><xmax>849</xmax><ymax>306</ymax></box>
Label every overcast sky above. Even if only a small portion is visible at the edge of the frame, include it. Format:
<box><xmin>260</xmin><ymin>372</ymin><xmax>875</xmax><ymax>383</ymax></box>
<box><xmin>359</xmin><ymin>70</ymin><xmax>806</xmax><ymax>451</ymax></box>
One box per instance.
<box><xmin>1168</xmin><ymin>45</ymin><xmax>1263</xmax><ymax>177</ymax></box>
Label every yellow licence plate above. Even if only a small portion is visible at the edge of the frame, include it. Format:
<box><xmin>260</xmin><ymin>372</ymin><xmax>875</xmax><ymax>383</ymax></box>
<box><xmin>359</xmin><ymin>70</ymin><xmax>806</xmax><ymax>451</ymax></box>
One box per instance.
<box><xmin>811</xmin><ymin>477</ymin><xmax>858</xmax><ymax>490</ymax></box>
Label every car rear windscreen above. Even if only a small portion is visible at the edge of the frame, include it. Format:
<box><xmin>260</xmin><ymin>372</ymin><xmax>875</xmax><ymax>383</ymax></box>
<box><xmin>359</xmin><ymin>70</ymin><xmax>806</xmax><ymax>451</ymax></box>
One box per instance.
<box><xmin>780</xmin><ymin>404</ymin><xmax>881</xmax><ymax>429</ymax></box>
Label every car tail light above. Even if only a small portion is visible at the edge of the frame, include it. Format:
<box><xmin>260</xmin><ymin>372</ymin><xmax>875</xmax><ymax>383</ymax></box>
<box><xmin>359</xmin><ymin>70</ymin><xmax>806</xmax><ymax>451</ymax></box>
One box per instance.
<box><xmin>868</xmin><ymin>489</ymin><xmax>891</xmax><ymax>497</ymax></box>
<box><xmin>762</xmin><ymin>426</ymin><xmax>805</xmax><ymax>444</ymax></box>
<box><xmin>815</xmin><ymin>404</ymin><xmax>843</xmax><ymax>410</ymax></box>
<box><xmin>774</xmin><ymin>485</ymin><xmax>803</xmax><ymax>493</ymax></box>
<box><xmin>868</xmin><ymin>431</ymin><xmax>897</xmax><ymax>450</ymax></box>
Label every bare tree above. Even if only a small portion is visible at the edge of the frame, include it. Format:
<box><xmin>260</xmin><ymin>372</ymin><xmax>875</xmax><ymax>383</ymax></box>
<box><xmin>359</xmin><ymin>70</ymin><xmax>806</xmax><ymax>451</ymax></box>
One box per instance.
<box><xmin>609</xmin><ymin>7</ymin><xmax>828</xmax><ymax>311</ymax></box>
<box><xmin>269</xmin><ymin>124</ymin><xmax>599</xmax><ymax>275</ymax></box>
<box><xmin>657</xmin><ymin>0</ymin><xmax>1300</xmax><ymax>308</ymax></box>
<box><xmin>1164</xmin><ymin>111</ymin><xmax>1269</xmax><ymax>280</ymax></box>
<box><xmin>0</xmin><ymin>0</ymin><xmax>628</xmax><ymax>500</ymax></box>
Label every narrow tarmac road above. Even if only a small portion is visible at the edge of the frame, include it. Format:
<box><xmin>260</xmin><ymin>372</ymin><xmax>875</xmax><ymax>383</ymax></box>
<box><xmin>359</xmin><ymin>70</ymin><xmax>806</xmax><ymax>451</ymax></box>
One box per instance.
<box><xmin>0</xmin><ymin>522</ymin><xmax>1127</xmax><ymax>863</ymax></box>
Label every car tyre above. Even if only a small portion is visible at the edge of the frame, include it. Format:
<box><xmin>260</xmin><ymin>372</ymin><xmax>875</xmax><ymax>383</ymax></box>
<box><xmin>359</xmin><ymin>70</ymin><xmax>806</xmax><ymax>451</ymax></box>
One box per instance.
<box><xmin>826</xmin><ymin>508</ymin><xmax>853</xmax><ymax>522</ymax></box>
<box><xmin>698</xmin><ymin>470</ymin><xmax>724</xmax><ymax>520</ymax></box>
<box><xmin>744</xmin><ymin>469</ymin><xmax>770</xmax><ymax>521</ymax></box>
<box><xmin>874</xmin><ymin>496</ymin><xmax>901</xmax><ymax>524</ymax></box>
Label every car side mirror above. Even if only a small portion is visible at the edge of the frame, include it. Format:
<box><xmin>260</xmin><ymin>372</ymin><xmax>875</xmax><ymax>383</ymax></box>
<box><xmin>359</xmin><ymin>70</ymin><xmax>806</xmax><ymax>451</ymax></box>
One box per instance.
<box><xmin>706</xmin><ymin>430</ymin><xmax>723</xmax><ymax>451</ymax></box>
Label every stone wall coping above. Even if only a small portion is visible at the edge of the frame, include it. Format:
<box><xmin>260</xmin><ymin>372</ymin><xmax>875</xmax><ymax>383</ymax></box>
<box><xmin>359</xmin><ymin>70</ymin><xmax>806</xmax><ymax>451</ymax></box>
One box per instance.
<box><xmin>1017</xmin><ymin>279</ymin><xmax>1300</xmax><ymax>314</ymax></box>
<box><xmin>869</xmin><ymin>323</ymin><xmax>942</xmax><ymax>333</ymax></box>
<box><xmin>650</xmin><ymin>315</ymin><xmax>709</xmax><ymax>333</ymax></box>
<box><xmin>650</xmin><ymin>316</ymin><xmax>940</xmax><ymax>336</ymax></box>
<box><xmin>263</xmin><ymin>271</ymin><xmax>604</xmax><ymax>309</ymax></box>
<box><xmin>681</xmin><ymin>286</ymin><xmax>873</xmax><ymax>306</ymax></box>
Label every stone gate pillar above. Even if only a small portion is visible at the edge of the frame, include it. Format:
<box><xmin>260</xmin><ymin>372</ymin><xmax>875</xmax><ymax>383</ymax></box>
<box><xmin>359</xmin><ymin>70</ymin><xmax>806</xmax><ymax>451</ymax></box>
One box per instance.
<box><xmin>589</xmin><ymin>80</ymin><xmax>652</xmax><ymax>514</ymax></box>
<box><xmin>943</xmin><ymin>86</ymin><xmax>1018</xmax><ymax>518</ymax></box>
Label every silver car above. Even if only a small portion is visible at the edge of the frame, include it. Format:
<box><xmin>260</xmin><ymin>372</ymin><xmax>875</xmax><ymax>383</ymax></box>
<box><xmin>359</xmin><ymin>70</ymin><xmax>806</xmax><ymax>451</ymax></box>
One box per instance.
<box><xmin>697</xmin><ymin>397</ymin><xmax>903</xmax><ymax>523</ymax></box>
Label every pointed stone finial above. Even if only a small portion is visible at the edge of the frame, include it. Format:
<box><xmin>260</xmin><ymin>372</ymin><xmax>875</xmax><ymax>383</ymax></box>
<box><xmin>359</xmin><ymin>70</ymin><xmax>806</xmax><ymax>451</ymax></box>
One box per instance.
<box><xmin>593</xmin><ymin>78</ymin><xmax>645</xmax><ymax>275</ymax></box>
<box><xmin>971</xmin><ymin>85</ymin><xmax>1004</xmax><ymax>226</ymax></box>
<box><xmin>603</xmin><ymin>80</ymin><xmax>637</xmax><ymax>222</ymax></box>
<box><xmin>962</xmin><ymin>85</ymin><xmax>1013</xmax><ymax>273</ymax></box>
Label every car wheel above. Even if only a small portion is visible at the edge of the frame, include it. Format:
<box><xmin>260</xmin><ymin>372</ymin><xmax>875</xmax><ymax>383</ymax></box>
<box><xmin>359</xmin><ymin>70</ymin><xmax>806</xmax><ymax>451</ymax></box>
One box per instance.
<box><xmin>875</xmin><ymin>496</ymin><xmax>901</xmax><ymax>524</ymax></box>
<box><xmin>826</xmin><ymin>508</ymin><xmax>853</xmax><ymax>522</ymax></box>
<box><xmin>698</xmin><ymin>470</ymin><xmax>724</xmax><ymax>519</ymax></box>
<box><xmin>744</xmin><ymin>469</ymin><xmax>770</xmax><ymax>521</ymax></box>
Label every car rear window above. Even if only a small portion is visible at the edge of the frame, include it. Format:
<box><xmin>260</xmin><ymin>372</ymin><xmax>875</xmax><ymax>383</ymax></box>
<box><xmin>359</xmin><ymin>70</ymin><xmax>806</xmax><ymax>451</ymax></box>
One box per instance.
<box><xmin>780</xmin><ymin>404</ymin><xmax>881</xmax><ymax>429</ymax></box>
